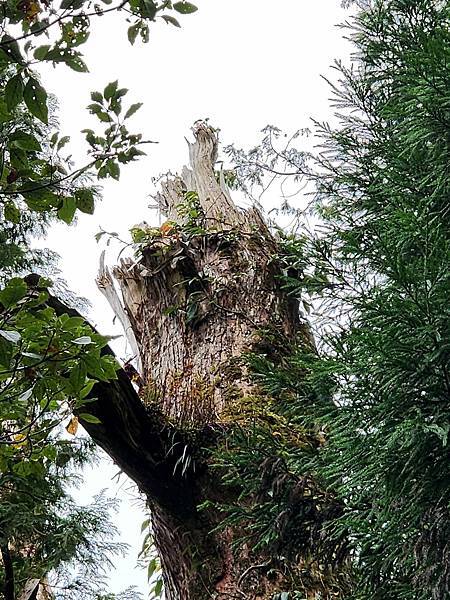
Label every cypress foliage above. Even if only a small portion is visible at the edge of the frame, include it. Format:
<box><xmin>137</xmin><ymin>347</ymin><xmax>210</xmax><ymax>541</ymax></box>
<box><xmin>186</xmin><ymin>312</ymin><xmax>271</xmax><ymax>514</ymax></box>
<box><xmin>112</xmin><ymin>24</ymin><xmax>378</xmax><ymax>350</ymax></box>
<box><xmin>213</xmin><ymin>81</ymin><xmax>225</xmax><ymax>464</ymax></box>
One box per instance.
<box><xmin>309</xmin><ymin>2</ymin><xmax>449</xmax><ymax>597</ymax></box>
<box><xmin>226</xmin><ymin>1</ymin><xmax>449</xmax><ymax>598</ymax></box>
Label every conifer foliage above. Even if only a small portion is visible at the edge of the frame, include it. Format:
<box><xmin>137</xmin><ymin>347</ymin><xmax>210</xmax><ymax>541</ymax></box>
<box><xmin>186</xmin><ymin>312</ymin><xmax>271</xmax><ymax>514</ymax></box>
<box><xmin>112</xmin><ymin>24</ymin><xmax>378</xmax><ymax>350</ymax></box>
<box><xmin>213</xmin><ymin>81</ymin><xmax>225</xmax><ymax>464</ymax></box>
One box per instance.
<box><xmin>2</xmin><ymin>0</ymin><xmax>449</xmax><ymax>597</ymax></box>
<box><xmin>309</xmin><ymin>3</ymin><xmax>450</xmax><ymax>597</ymax></box>
<box><xmin>261</xmin><ymin>4</ymin><xmax>445</xmax><ymax>600</ymax></box>
<box><xmin>229</xmin><ymin>1</ymin><xmax>449</xmax><ymax>597</ymax></box>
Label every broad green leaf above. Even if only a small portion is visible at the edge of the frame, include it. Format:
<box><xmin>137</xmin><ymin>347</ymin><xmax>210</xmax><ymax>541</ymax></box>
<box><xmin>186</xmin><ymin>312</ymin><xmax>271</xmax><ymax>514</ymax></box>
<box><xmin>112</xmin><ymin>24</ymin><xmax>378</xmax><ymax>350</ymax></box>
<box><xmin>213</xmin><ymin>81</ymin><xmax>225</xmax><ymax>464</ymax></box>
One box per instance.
<box><xmin>82</xmin><ymin>353</ymin><xmax>106</xmax><ymax>380</ymax></box>
<box><xmin>57</xmin><ymin>197</ymin><xmax>77</xmax><ymax>224</ymax></box>
<box><xmin>4</xmin><ymin>202</ymin><xmax>20</xmax><ymax>224</ymax></box>
<box><xmin>0</xmin><ymin>48</ymin><xmax>9</xmax><ymax>69</ymax></box>
<box><xmin>0</xmin><ymin>99</ymin><xmax>11</xmax><ymax>123</ymax></box>
<box><xmin>66</xmin><ymin>54</ymin><xmax>88</xmax><ymax>72</ymax></box>
<box><xmin>23</xmin><ymin>77</ymin><xmax>48</xmax><ymax>124</ymax></box>
<box><xmin>78</xmin><ymin>413</ymin><xmax>101</xmax><ymax>424</ymax></box>
<box><xmin>104</xmin><ymin>80</ymin><xmax>118</xmax><ymax>101</ymax></box>
<box><xmin>10</xmin><ymin>147</ymin><xmax>28</xmax><ymax>170</ymax></box>
<box><xmin>154</xmin><ymin>579</ymin><xmax>163</xmax><ymax>596</ymax></box>
<box><xmin>100</xmin><ymin>356</ymin><xmax>119</xmax><ymax>380</ymax></box>
<box><xmin>127</xmin><ymin>22</ymin><xmax>140</xmax><ymax>45</ymax></box>
<box><xmin>33</xmin><ymin>45</ymin><xmax>50</xmax><ymax>60</ymax></box>
<box><xmin>147</xmin><ymin>557</ymin><xmax>158</xmax><ymax>578</ymax></box>
<box><xmin>60</xmin><ymin>316</ymin><xmax>84</xmax><ymax>330</ymax></box>
<box><xmin>124</xmin><ymin>102</ymin><xmax>143</xmax><ymax>119</ymax></box>
<box><xmin>0</xmin><ymin>278</ymin><xmax>27</xmax><ymax>308</ymax></box>
<box><xmin>9</xmin><ymin>130</ymin><xmax>42</xmax><ymax>151</ymax></box>
<box><xmin>91</xmin><ymin>91</ymin><xmax>103</xmax><ymax>103</ymax></box>
<box><xmin>75</xmin><ymin>188</ymin><xmax>95</xmax><ymax>214</ymax></box>
<box><xmin>0</xmin><ymin>35</ymin><xmax>24</xmax><ymax>64</ymax></box>
<box><xmin>161</xmin><ymin>14</ymin><xmax>181</xmax><ymax>27</ymax></box>
<box><xmin>79</xmin><ymin>380</ymin><xmax>95</xmax><ymax>399</ymax></box>
<box><xmin>69</xmin><ymin>362</ymin><xmax>88</xmax><ymax>393</ymax></box>
<box><xmin>141</xmin><ymin>518</ymin><xmax>150</xmax><ymax>533</ymax></box>
<box><xmin>60</xmin><ymin>0</ymin><xmax>85</xmax><ymax>8</ymax></box>
<box><xmin>141</xmin><ymin>0</ymin><xmax>157</xmax><ymax>19</ymax></box>
<box><xmin>87</xmin><ymin>102</ymin><xmax>102</xmax><ymax>114</ymax></box>
<box><xmin>57</xmin><ymin>135</ymin><xmax>70</xmax><ymax>151</ymax></box>
<box><xmin>110</xmin><ymin>99</ymin><xmax>122</xmax><ymax>115</ymax></box>
<box><xmin>0</xmin><ymin>337</ymin><xmax>13</xmax><ymax>369</ymax></box>
<box><xmin>4</xmin><ymin>73</ymin><xmax>24</xmax><ymax>111</ymax></box>
<box><xmin>173</xmin><ymin>1</ymin><xmax>197</xmax><ymax>14</ymax></box>
<box><xmin>106</xmin><ymin>159</ymin><xmax>120</xmax><ymax>180</ymax></box>
<box><xmin>22</xmin><ymin>187</ymin><xmax>59</xmax><ymax>212</ymax></box>
<box><xmin>96</xmin><ymin>110</ymin><xmax>111</xmax><ymax>123</ymax></box>
<box><xmin>30</xmin><ymin>19</ymin><xmax>50</xmax><ymax>35</ymax></box>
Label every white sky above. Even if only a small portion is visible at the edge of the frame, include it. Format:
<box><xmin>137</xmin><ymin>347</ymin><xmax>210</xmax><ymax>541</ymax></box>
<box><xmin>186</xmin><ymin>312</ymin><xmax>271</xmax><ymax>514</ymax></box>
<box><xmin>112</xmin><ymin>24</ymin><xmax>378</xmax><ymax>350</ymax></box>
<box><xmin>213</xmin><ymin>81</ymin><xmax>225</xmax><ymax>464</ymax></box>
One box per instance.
<box><xmin>37</xmin><ymin>1</ymin><xmax>354</xmax><ymax>595</ymax></box>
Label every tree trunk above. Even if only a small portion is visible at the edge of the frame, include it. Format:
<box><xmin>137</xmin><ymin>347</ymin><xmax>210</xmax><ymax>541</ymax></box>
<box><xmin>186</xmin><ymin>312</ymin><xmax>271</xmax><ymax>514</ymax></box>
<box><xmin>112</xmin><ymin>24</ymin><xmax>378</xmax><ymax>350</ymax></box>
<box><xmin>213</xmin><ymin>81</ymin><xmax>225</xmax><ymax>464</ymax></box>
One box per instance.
<box><xmin>0</xmin><ymin>542</ymin><xmax>14</xmax><ymax>600</ymax></box>
<box><xmin>78</xmin><ymin>123</ymin><xmax>347</xmax><ymax>599</ymax></box>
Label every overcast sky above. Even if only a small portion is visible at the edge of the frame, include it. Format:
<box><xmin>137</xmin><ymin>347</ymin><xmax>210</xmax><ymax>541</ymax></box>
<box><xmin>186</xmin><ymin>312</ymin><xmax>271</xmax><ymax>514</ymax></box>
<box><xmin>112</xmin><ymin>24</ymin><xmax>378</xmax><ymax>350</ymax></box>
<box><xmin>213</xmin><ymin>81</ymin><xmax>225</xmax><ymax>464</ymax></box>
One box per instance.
<box><xmin>38</xmin><ymin>1</ymin><xmax>354</xmax><ymax>595</ymax></box>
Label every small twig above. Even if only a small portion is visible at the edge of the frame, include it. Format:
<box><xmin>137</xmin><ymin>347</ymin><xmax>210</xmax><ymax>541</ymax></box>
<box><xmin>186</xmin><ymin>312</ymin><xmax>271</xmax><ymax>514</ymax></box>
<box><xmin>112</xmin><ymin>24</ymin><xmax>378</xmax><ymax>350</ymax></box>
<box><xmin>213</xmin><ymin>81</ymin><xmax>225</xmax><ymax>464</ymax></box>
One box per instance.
<box><xmin>238</xmin><ymin>559</ymin><xmax>272</xmax><ymax>587</ymax></box>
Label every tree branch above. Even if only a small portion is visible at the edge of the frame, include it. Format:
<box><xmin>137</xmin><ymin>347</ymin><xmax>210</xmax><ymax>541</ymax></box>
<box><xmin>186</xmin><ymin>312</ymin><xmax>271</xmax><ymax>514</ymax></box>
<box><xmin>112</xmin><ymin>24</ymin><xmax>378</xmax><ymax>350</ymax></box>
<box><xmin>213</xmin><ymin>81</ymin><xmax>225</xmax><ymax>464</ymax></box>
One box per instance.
<box><xmin>42</xmin><ymin>288</ymin><xmax>203</xmax><ymax>519</ymax></box>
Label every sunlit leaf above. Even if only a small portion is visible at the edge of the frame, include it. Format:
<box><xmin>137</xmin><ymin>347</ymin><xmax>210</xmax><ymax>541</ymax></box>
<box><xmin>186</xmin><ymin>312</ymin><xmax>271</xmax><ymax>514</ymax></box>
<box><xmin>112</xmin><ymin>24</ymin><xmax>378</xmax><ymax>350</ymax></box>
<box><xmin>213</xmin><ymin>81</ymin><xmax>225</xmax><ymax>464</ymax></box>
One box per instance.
<box><xmin>73</xmin><ymin>336</ymin><xmax>93</xmax><ymax>345</ymax></box>
<box><xmin>78</xmin><ymin>413</ymin><xmax>101</xmax><ymax>424</ymax></box>
<box><xmin>0</xmin><ymin>329</ymin><xmax>21</xmax><ymax>343</ymax></box>
<box><xmin>57</xmin><ymin>197</ymin><xmax>77</xmax><ymax>224</ymax></box>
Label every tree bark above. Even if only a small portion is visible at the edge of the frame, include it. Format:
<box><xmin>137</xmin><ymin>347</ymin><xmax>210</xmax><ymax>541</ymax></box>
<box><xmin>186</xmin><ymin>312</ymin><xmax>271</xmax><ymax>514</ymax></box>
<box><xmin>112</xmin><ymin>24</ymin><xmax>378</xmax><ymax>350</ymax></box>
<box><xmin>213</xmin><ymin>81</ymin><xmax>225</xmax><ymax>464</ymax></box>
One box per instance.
<box><xmin>0</xmin><ymin>541</ymin><xmax>14</xmax><ymax>600</ymax></box>
<box><xmin>66</xmin><ymin>123</ymin><xmax>347</xmax><ymax>599</ymax></box>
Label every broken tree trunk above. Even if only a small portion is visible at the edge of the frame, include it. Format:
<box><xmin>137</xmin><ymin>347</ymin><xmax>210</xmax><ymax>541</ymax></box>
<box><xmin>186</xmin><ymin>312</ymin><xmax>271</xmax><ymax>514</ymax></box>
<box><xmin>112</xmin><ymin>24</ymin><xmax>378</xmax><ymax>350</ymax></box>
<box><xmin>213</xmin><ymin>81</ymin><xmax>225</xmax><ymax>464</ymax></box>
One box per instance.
<box><xmin>87</xmin><ymin>122</ymin><xmax>346</xmax><ymax>599</ymax></box>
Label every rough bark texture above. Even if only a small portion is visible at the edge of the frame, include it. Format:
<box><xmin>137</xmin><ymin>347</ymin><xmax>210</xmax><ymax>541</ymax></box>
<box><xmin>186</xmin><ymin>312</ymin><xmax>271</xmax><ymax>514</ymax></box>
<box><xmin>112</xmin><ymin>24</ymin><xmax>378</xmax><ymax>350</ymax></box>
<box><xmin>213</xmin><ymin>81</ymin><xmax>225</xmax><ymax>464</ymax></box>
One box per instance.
<box><xmin>0</xmin><ymin>542</ymin><xmax>14</xmax><ymax>600</ymax></box>
<box><xmin>77</xmin><ymin>123</ymin><xmax>346</xmax><ymax>599</ymax></box>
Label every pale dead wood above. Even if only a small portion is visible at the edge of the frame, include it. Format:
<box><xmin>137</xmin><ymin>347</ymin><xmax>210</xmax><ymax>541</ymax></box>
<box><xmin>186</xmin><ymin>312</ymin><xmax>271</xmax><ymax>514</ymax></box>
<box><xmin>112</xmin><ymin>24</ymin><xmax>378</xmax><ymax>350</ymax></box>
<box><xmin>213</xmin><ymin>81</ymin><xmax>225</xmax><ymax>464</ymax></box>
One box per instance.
<box><xmin>96</xmin><ymin>250</ymin><xmax>143</xmax><ymax>375</ymax></box>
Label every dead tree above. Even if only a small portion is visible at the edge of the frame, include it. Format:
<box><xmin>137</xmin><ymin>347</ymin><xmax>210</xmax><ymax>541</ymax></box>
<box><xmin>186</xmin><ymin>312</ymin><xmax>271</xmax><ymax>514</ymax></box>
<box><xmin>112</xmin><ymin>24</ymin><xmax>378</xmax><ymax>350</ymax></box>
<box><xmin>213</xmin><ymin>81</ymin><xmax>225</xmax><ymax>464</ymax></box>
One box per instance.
<box><xmin>75</xmin><ymin>123</ymin><xmax>347</xmax><ymax>599</ymax></box>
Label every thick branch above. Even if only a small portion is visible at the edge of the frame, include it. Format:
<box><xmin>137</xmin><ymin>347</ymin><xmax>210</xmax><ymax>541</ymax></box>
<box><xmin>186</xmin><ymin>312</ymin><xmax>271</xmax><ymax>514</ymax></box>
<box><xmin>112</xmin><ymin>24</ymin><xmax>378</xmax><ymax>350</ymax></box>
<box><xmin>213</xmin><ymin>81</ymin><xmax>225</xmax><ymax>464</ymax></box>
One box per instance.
<box><xmin>79</xmin><ymin>366</ymin><xmax>200</xmax><ymax>518</ymax></box>
<box><xmin>43</xmin><ymin>289</ymin><xmax>200</xmax><ymax>518</ymax></box>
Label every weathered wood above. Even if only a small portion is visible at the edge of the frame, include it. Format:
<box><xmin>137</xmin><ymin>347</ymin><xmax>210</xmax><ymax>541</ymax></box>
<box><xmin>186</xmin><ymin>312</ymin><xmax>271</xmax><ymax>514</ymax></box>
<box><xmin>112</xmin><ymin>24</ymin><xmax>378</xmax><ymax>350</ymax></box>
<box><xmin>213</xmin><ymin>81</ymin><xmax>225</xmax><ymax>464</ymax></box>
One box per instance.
<box><xmin>113</xmin><ymin>123</ymin><xmax>306</xmax><ymax>429</ymax></box>
<box><xmin>97</xmin><ymin>250</ymin><xmax>143</xmax><ymax>375</ymax></box>
<box><xmin>17</xmin><ymin>578</ymin><xmax>40</xmax><ymax>600</ymax></box>
<box><xmin>18</xmin><ymin>578</ymin><xmax>52</xmax><ymax>600</ymax></box>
